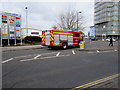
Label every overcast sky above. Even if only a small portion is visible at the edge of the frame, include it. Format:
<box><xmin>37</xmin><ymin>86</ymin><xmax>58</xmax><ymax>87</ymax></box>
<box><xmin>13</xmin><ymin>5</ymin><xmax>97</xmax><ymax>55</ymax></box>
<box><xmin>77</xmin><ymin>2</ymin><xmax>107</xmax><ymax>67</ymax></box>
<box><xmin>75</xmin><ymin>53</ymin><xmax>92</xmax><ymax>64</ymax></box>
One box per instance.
<box><xmin>0</xmin><ymin>0</ymin><xmax>95</xmax><ymax>34</ymax></box>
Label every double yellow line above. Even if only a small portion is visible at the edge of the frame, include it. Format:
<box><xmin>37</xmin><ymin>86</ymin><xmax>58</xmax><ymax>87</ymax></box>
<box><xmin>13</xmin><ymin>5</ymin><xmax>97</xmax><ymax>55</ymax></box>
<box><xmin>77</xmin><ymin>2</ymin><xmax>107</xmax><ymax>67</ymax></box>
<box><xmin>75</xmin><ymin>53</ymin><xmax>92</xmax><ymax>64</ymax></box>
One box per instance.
<box><xmin>71</xmin><ymin>73</ymin><xmax>120</xmax><ymax>90</ymax></box>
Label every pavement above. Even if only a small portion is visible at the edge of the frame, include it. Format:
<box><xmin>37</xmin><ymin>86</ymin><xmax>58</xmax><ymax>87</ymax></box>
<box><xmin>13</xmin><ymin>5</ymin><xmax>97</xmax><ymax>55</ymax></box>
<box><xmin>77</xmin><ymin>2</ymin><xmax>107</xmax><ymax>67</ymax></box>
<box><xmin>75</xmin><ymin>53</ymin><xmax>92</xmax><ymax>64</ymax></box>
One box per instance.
<box><xmin>1</xmin><ymin>40</ymin><xmax>118</xmax><ymax>52</ymax></box>
<box><xmin>1</xmin><ymin>45</ymin><xmax>45</xmax><ymax>52</ymax></box>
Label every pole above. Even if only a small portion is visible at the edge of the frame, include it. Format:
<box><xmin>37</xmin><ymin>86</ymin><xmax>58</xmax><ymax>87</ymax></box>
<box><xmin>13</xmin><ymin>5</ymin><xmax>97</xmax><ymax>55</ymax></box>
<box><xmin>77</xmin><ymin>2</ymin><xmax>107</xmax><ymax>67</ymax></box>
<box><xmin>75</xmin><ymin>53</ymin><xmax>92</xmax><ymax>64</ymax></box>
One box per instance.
<box><xmin>77</xmin><ymin>11</ymin><xmax>82</xmax><ymax>31</ymax></box>
<box><xmin>8</xmin><ymin>15</ymin><xmax>10</xmax><ymax>46</ymax></box>
<box><xmin>20</xmin><ymin>15</ymin><xmax>22</xmax><ymax>45</ymax></box>
<box><xmin>25</xmin><ymin>7</ymin><xmax>28</xmax><ymax>36</ymax></box>
<box><xmin>0</xmin><ymin>28</ymin><xmax>2</xmax><ymax>47</ymax></box>
<box><xmin>14</xmin><ymin>16</ymin><xmax>17</xmax><ymax>46</ymax></box>
<box><xmin>77</xmin><ymin>12</ymin><xmax>78</xmax><ymax>31</ymax></box>
<box><xmin>0</xmin><ymin>14</ymin><xmax>2</xmax><ymax>46</ymax></box>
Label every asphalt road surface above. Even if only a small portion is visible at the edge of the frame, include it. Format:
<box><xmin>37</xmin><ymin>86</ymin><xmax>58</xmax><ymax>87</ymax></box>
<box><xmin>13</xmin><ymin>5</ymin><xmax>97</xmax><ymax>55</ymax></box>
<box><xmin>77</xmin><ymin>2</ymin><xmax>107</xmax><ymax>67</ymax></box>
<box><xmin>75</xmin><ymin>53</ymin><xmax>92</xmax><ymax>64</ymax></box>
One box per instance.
<box><xmin>2</xmin><ymin>48</ymin><xmax>118</xmax><ymax>88</ymax></box>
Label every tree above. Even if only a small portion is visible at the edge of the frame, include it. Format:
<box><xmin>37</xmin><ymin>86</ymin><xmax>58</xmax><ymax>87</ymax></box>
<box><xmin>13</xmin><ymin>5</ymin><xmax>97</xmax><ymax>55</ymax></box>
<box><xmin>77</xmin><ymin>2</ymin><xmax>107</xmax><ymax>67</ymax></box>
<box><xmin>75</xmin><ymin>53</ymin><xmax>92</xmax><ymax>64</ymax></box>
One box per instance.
<box><xmin>56</xmin><ymin>9</ymin><xmax>85</xmax><ymax>31</ymax></box>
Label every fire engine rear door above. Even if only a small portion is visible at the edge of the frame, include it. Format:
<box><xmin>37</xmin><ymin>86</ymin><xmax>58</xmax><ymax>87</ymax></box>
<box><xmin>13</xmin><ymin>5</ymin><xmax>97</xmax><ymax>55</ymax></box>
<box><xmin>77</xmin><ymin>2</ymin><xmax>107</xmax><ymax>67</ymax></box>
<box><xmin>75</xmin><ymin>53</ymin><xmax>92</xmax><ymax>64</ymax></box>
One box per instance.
<box><xmin>45</xmin><ymin>31</ymin><xmax>50</xmax><ymax>45</ymax></box>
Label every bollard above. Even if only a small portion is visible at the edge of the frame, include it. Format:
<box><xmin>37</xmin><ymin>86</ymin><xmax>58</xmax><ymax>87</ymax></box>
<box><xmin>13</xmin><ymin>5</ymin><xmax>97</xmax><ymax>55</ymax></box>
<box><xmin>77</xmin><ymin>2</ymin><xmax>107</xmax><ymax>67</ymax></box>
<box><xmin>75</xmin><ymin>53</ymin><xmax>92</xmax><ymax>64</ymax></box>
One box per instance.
<box><xmin>79</xmin><ymin>41</ymin><xmax>85</xmax><ymax>50</ymax></box>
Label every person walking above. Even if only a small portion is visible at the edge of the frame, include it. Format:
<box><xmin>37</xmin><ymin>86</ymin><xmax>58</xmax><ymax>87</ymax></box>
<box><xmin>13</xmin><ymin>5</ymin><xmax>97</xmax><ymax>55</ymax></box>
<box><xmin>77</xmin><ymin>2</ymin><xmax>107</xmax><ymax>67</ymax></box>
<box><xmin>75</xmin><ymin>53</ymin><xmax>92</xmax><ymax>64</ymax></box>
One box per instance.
<box><xmin>109</xmin><ymin>37</ymin><xmax>113</xmax><ymax>46</ymax></box>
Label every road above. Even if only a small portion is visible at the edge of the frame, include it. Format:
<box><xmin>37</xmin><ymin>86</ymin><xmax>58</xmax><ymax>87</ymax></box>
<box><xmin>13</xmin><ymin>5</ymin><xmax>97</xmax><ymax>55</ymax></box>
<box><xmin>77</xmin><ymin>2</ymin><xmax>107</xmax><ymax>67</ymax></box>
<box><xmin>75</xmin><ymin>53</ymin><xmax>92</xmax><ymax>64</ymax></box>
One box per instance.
<box><xmin>2</xmin><ymin>40</ymin><xmax>118</xmax><ymax>60</ymax></box>
<box><xmin>2</xmin><ymin>47</ymin><xmax>118</xmax><ymax>88</ymax></box>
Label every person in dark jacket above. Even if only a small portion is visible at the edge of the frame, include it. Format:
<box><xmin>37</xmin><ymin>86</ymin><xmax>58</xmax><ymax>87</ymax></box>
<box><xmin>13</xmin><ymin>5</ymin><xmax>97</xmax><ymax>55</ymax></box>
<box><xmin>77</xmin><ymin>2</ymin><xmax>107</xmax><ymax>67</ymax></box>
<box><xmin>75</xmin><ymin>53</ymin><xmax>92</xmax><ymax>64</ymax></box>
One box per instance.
<box><xmin>109</xmin><ymin>37</ymin><xmax>113</xmax><ymax>46</ymax></box>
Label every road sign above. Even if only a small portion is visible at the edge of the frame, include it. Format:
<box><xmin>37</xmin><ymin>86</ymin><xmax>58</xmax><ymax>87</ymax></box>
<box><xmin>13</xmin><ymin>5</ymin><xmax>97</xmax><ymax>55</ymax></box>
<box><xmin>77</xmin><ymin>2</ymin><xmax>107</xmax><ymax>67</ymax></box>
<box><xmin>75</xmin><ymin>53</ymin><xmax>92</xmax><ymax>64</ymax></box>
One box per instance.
<box><xmin>0</xmin><ymin>12</ymin><xmax>22</xmax><ymax>46</ymax></box>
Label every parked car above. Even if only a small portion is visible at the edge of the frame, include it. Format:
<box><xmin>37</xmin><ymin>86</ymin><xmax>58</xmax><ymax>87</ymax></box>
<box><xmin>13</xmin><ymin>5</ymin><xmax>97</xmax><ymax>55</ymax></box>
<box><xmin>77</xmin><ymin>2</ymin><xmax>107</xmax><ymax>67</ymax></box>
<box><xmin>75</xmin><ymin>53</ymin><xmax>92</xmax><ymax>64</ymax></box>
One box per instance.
<box><xmin>106</xmin><ymin>38</ymin><xmax>116</xmax><ymax>42</ymax></box>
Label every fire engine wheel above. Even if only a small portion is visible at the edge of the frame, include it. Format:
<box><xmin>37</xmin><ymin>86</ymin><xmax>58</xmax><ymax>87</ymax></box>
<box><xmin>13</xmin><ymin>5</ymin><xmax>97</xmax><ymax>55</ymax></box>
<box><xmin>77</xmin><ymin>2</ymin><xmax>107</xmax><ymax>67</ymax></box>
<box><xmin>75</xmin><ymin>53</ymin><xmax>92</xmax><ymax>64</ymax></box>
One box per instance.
<box><xmin>62</xmin><ymin>43</ymin><xmax>67</xmax><ymax>49</ymax></box>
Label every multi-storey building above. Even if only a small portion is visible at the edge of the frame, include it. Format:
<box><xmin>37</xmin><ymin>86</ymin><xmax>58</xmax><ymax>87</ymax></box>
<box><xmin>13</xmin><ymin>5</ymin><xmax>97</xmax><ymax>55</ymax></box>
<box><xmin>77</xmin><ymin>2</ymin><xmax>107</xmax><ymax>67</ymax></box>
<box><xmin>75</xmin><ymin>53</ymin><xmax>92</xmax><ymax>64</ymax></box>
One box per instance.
<box><xmin>94</xmin><ymin>0</ymin><xmax>120</xmax><ymax>39</ymax></box>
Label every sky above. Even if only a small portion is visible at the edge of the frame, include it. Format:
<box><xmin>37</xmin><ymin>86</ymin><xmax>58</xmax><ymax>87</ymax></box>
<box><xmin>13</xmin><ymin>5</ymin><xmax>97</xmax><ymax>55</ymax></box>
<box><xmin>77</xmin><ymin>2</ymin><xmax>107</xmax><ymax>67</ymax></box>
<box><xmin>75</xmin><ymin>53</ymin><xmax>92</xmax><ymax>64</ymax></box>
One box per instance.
<box><xmin>0</xmin><ymin>0</ymin><xmax>95</xmax><ymax>34</ymax></box>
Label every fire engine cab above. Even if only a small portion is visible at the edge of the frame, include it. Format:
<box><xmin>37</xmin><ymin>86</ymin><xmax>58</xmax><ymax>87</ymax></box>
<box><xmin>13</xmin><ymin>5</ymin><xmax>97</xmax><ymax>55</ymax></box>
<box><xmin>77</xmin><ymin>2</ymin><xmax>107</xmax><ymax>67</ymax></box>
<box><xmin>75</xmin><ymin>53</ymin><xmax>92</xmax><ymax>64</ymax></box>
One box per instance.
<box><xmin>42</xmin><ymin>30</ymin><xmax>84</xmax><ymax>49</ymax></box>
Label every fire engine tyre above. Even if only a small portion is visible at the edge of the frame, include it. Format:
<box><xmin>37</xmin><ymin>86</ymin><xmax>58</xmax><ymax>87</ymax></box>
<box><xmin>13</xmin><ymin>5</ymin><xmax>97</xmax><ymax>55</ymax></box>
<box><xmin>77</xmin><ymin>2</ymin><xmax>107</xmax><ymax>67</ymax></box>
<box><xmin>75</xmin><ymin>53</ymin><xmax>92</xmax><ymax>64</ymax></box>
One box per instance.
<box><xmin>62</xmin><ymin>43</ymin><xmax>67</xmax><ymax>49</ymax></box>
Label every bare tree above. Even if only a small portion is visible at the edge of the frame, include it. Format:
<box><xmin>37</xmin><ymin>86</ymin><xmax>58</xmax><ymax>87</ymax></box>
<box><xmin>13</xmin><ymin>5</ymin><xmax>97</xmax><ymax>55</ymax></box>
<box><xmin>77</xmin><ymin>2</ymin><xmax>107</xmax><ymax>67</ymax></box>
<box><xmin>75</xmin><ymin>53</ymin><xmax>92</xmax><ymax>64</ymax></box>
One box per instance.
<box><xmin>56</xmin><ymin>9</ymin><xmax>85</xmax><ymax>31</ymax></box>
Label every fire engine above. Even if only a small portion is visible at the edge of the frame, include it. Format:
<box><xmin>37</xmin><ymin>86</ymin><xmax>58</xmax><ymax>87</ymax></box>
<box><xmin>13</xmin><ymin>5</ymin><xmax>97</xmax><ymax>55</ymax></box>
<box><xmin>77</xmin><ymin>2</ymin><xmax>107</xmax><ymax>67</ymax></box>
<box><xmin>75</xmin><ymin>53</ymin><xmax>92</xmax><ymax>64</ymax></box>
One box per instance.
<box><xmin>42</xmin><ymin>30</ymin><xmax>84</xmax><ymax>49</ymax></box>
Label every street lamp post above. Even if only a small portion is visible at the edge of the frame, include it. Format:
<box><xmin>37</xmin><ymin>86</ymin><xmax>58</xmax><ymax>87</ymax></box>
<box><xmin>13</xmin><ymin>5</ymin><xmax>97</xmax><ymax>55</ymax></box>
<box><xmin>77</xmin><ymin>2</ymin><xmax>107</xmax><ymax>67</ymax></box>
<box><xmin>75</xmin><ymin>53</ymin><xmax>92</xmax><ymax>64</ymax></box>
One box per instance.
<box><xmin>102</xmin><ymin>25</ymin><xmax>106</xmax><ymax>41</ymax></box>
<box><xmin>25</xmin><ymin>7</ymin><xmax>28</xmax><ymax>36</ymax></box>
<box><xmin>77</xmin><ymin>11</ymin><xmax>82</xmax><ymax>31</ymax></box>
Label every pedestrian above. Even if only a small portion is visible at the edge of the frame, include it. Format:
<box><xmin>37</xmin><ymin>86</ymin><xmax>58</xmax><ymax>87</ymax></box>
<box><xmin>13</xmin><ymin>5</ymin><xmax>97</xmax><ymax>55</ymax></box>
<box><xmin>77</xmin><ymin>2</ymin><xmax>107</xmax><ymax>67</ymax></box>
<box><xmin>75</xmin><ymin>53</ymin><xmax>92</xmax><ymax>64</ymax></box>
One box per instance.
<box><xmin>109</xmin><ymin>37</ymin><xmax>113</xmax><ymax>46</ymax></box>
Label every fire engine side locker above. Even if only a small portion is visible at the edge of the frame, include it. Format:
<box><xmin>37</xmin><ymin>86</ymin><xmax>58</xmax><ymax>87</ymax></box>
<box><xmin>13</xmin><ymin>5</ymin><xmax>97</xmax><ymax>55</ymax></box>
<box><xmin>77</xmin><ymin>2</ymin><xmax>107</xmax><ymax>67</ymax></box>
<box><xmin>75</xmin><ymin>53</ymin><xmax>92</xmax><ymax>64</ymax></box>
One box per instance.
<box><xmin>54</xmin><ymin>35</ymin><xmax>73</xmax><ymax>46</ymax></box>
<box><xmin>68</xmin><ymin>35</ymin><xmax>73</xmax><ymax>46</ymax></box>
<box><xmin>54</xmin><ymin>34</ymin><xmax>60</xmax><ymax>45</ymax></box>
<box><xmin>53</xmin><ymin>30</ymin><xmax>73</xmax><ymax>47</ymax></box>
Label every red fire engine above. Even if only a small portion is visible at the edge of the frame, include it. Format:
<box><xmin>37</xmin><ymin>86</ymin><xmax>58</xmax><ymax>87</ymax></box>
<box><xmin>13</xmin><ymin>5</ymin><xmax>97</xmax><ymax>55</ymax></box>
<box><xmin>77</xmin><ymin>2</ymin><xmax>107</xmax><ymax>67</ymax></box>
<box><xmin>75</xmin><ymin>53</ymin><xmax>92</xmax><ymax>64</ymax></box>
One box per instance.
<box><xmin>42</xmin><ymin>30</ymin><xmax>84</xmax><ymax>49</ymax></box>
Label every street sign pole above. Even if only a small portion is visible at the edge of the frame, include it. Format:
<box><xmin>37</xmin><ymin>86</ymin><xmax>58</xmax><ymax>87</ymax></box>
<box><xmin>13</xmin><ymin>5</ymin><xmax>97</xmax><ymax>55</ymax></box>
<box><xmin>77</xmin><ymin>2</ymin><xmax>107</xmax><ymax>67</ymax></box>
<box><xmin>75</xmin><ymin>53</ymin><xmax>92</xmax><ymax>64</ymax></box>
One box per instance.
<box><xmin>14</xmin><ymin>16</ymin><xmax>16</xmax><ymax>46</ymax></box>
<box><xmin>77</xmin><ymin>12</ymin><xmax>78</xmax><ymax>31</ymax></box>
<box><xmin>7</xmin><ymin>16</ymin><xmax>10</xmax><ymax>46</ymax></box>
<box><xmin>0</xmin><ymin>28</ymin><xmax>2</xmax><ymax>47</ymax></box>
<box><xmin>0</xmin><ymin>14</ymin><xmax>2</xmax><ymax>46</ymax></box>
<box><xmin>20</xmin><ymin>15</ymin><xmax>22</xmax><ymax>45</ymax></box>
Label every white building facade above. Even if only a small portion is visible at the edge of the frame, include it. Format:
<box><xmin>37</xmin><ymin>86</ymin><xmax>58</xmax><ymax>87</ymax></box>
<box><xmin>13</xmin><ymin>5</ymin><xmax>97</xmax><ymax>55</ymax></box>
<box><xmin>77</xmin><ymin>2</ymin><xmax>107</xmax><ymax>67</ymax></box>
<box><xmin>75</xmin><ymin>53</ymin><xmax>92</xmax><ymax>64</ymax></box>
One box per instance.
<box><xmin>94</xmin><ymin>0</ymin><xmax>120</xmax><ymax>39</ymax></box>
<box><xmin>21</xmin><ymin>28</ymin><xmax>42</xmax><ymax>39</ymax></box>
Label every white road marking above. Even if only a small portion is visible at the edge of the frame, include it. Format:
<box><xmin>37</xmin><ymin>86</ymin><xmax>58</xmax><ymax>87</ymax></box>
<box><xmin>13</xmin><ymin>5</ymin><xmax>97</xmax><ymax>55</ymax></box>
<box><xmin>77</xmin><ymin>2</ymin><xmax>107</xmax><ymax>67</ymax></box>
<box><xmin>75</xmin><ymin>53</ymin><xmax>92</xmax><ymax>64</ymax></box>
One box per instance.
<box><xmin>20</xmin><ymin>54</ymin><xmax>70</xmax><ymax>62</ymax></box>
<box><xmin>88</xmin><ymin>50</ymin><xmax>117</xmax><ymax>54</ymax></box>
<box><xmin>97</xmin><ymin>50</ymin><xmax>99</xmax><ymax>52</ymax></box>
<box><xmin>2</xmin><ymin>58</ymin><xmax>14</xmax><ymax>64</ymax></box>
<box><xmin>88</xmin><ymin>52</ymin><xmax>95</xmax><ymax>54</ymax></box>
<box><xmin>14</xmin><ymin>52</ymin><xmax>57</xmax><ymax>59</ymax></box>
<box><xmin>2</xmin><ymin>52</ymin><xmax>57</xmax><ymax>64</ymax></box>
<box><xmin>14</xmin><ymin>54</ymin><xmax>36</xmax><ymax>59</ymax></box>
<box><xmin>56</xmin><ymin>52</ymin><xmax>60</xmax><ymax>56</ymax></box>
<box><xmin>72</xmin><ymin>50</ymin><xmax>75</xmax><ymax>54</ymax></box>
<box><xmin>33</xmin><ymin>54</ymin><xmax>41</xmax><ymax>59</ymax></box>
<box><xmin>40</xmin><ymin>52</ymin><xmax>57</xmax><ymax>55</ymax></box>
<box><xmin>101</xmin><ymin>50</ymin><xmax>117</xmax><ymax>53</ymax></box>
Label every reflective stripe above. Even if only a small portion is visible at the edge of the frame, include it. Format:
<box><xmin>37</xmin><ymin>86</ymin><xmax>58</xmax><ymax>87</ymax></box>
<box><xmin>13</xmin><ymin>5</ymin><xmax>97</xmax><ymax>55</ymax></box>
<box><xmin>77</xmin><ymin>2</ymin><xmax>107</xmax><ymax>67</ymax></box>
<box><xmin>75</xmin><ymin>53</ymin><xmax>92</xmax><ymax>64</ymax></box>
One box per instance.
<box><xmin>73</xmin><ymin>37</ymin><xmax>82</xmax><ymax>39</ymax></box>
<box><xmin>50</xmin><ymin>32</ymin><xmax>54</xmax><ymax>41</ymax></box>
<box><xmin>73</xmin><ymin>43</ymin><xmax>78</xmax><ymax>44</ymax></box>
<box><xmin>50</xmin><ymin>37</ymin><xmax>53</xmax><ymax>40</ymax></box>
<box><xmin>54</xmin><ymin>32</ymin><xmax>73</xmax><ymax>35</ymax></box>
<box><xmin>42</xmin><ymin>33</ymin><xmax>45</xmax><ymax>41</ymax></box>
<box><xmin>68</xmin><ymin>43</ymin><xmax>73</xmax><ymax>45</ymax></box>
<box><xmin>54</xmin><ymin>43</ymin><xmax>60</xmax><ymax>45</ymax></box>
<box><xmin>2</xmin><ymin>34</ymin><xmax>8</xmax><ymax>36</ymax></box>
<box><xmin>51</xmin><ymin>33</ymin><xmax>54</xmax><ymax>37</ymax></box>
<box><xmin>53</xmin><ymin>30</ymin><xmax>72</xmax><ymax>33</ymax></box>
